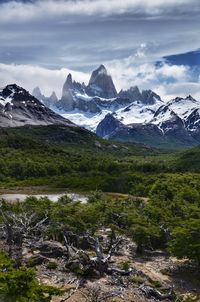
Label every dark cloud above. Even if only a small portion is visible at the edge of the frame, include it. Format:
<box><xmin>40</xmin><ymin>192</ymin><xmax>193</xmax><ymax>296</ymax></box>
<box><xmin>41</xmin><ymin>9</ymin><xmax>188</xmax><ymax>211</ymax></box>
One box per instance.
<box><xmin>0</xmin><ymin>0</ymin><xmax>199</xmax><ymax>99</ymax></box>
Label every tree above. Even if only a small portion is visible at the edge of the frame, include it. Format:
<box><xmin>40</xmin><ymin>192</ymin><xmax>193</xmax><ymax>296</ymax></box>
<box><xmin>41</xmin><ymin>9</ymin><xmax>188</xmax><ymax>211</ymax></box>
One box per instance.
<box><xmin>169</xmin><ymin>218</ymin><xmax>200</xmax><ymax>266</ymax></box>
<box><xmin>0</xmin><ymin>203</ymin><xmax>48</xmax><ymax>265</ymax></box>
<box><xmin>130</xmin><ymin>224</ymin><xmax>160</xmax><ymax>255</ymax></box>
<box><xmin>0</xmin><ymin>252</ymin><xmax>61</xmax><ymax>302</ymax></box>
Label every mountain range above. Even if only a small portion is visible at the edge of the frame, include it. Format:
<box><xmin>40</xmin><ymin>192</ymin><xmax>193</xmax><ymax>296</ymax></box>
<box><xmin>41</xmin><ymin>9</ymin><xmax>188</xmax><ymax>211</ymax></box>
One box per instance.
<box><xmin>0</xmin><ymin>64</ymin><xmax>200</xmax><ymax>149</ymax></box>
<box><xmin>32</xmin><ymin>65</ymin><xmax>164</xmax><ymax>131</ymax></box>
<box><xmin>32</xmin><ymin>64</ymin><xmax>200</xmax><ymax>149</ymax></box>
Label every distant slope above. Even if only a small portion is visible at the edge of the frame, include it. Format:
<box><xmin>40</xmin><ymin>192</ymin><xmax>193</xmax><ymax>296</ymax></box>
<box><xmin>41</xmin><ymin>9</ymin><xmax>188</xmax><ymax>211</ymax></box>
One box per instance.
<box><xmin>2</xmin><ymin>124</ymin><xmax>159</xmax><ymax>156</ymax></box>
<box><xmin>175</xmin><ymin>144</ymin><xmax>200</xmax><ymax>171</ymax></box>
<box><xmin>0</xmin><ymin>124</ymin><xmax>164</xmax><ymax>192</ymax></box>
<box><xmin>0</xmin><ymin>84</ymin><xmax>73</xmax><ymax>127</ymax></box>
<box><xmin>96</xmin><ymin>113</ymin><xmax>198</xmax><ymax>150</ymax></box>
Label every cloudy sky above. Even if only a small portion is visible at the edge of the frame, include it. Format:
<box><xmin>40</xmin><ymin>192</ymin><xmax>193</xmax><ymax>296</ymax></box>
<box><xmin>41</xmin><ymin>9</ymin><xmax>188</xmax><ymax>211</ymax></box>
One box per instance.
<box><xmin>0</xmin><ymin>0</ymin><xmax>200</xmax><ymax>100</ymax></box>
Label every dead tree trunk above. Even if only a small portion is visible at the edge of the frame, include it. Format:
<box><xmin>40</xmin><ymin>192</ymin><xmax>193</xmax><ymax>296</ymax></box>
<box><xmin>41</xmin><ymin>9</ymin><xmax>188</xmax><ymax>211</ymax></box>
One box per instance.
<box><xmin>64</xmin><ymin>232</ymin><xmax>132</xmax><ymax>277</ymax></box>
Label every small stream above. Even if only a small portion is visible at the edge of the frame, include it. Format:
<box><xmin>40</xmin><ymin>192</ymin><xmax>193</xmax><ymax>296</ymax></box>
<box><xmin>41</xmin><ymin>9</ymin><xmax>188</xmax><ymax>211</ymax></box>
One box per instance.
<box><xmin>0</xmin><ymin>192</ymin><xmax>88</xmax><ymax>203</ymax></box>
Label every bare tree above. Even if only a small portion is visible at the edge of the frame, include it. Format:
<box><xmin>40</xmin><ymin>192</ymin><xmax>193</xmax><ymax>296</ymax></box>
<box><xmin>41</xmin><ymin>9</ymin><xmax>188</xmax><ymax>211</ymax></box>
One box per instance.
<box><xmin>63</xmin><ymin>231</ymin><xmax>133</xmax><ymax>276</ymax></box>
<box><xmin>81</xmin><ymin>283</ymin><xmax>121</xmax><ymax>302</ymax></box>
<box><xmin>0</xmin><ymin>206</ymin><xmax>48</xmax><ymax>265</ymax></box>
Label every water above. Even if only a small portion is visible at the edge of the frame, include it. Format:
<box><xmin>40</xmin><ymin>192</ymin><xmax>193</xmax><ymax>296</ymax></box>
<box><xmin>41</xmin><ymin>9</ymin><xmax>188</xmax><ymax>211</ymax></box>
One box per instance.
<box><xmin>0</xmin><ymin>192</ymin><xmax>88</xmax><ymax>203</ymax></box>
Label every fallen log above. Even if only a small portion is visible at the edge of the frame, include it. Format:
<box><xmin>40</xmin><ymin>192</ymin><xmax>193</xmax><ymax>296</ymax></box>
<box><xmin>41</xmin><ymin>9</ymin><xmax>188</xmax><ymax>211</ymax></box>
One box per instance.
<box><xmin>139</xmin><ymin>284</ymin><xmax>175</xmax><ymax>300</ymax></box>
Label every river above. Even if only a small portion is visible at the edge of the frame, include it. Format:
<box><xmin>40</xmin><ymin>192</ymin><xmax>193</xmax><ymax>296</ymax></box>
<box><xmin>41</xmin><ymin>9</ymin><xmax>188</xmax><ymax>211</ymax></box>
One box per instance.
<box><xmin>0</xmin><ymin>192</ymin><xmax>88</xmax><ymax>203</ymax></box>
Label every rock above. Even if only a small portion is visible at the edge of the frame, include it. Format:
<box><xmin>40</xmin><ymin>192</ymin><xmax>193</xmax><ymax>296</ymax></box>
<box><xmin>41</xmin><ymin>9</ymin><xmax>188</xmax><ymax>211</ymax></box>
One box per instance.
<box><xmin>26</xmin><ymin>254</ymin><xmax>47</xmax><ymax>267</ymax></box>
<box><xmin>36</xmin><ymin>241</ymin><xmax>68</xmax><ymax>258</ymax></box>
<box><xmin>0</xmin><ymin>84</ymin><xmax>73</xmax><ymax>127</ymax></box>
<box><xmin>94</xmin><ymin>141</ymin><xmax>103</xmax><ymax>149</ymax></box>
<box><xmin>141</xmin><ymin>89</ymin><xmax>162</xmax><ymax>105</ymax></box>
<box><xmin>118</xmin><ymin>86</ymin><xmax>141</xmax><ymax>103</ymax></box>
<box><xmin>86</xmin><ymin>65</ymin><xmax>117</xmax><ymax>99</ymax></box>
<box><xmin>96</xmin><ymin>113</ymin><xmax>124</xmax><ymax>138</ymax></box>
<box><xmin>32</xmin><ymin>87</ymin><xmax>58</xmax><ymax>108</ymax></box>
<box><xmin>118</xmin><ymin>86</ymin><xmax>162</xmax><ymax>105</ymax></box>
<box><xmin>32</xmin><ymin>86</ymin><xmax>44</xmax><ymax>100</ymax></box>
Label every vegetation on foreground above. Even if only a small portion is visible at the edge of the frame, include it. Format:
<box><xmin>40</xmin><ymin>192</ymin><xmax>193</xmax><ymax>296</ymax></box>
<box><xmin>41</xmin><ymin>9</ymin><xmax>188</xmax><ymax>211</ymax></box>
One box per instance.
<box><xmin>0</xmin><ymin>125</ymin><xmax>200</xmax><ymax>301</ymax></box>
<box><xmin>0</xmin><ymin>187</ymin><xmax>200</xmax><ymax>301</ymax></box>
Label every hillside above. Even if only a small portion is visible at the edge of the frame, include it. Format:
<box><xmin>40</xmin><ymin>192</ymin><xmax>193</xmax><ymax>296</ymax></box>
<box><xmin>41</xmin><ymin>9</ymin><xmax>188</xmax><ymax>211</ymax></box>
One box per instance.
<box><xmin>0</xmin><ymin>123</ymin><xmax>199</xmax><ymax>192</ymax></box>
<box><xmin>0</xmin><ymin>125</ymin><xmax>200</xmax><ymax>302</ymax></box>
<box><xmin>175</xmin><ymin>144</ymin><xmax>200</xmax><ymax>172</ymax></box>
<box><xmin>0</xmin><ymin>124</ymin><xmax>162</xmax><ymax>192</ymax></box>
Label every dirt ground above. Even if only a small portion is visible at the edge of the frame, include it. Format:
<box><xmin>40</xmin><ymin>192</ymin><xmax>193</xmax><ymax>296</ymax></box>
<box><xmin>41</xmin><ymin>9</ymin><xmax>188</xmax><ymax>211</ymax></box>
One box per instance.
<box><xmin>33</xmin><ymin>239</ymin><xmax>200</xmax><ymax>302</ymax></box>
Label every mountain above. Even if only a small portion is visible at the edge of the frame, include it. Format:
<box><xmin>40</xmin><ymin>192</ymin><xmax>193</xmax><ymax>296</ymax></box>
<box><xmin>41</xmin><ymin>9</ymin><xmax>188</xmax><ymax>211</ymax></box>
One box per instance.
<box><xmin>151</xmin><ymin>95</ymin><xmax>200</xmax><ymax>130</ymax></box>
<box><xmin>0</xmin><ymin>84</ymin><xmax>73</xmax><ymax>127</ymax></box>
<box><xmin>1</xmin><ymin>84</ymin><xmax>134</xmax><ymax>148</ymax></box>
<box><xmin>96</xmin><ymin>95</ymin><xmax>200</xmax><ymax>149</ymax></box>
<box><xmin>32</xmin><ymin>86</ymin><xmax>58</xmax><ymax>108</ymax></box>
<box><xmin>96</xmin><ymin>113</ymin><xmax>124</xmax><ymax>137</ymax></box>
<box><xmin>86</xmin><ymin>64</ymin><xmax>117</xmax><ymax>98</ymax></box>
<box><xmin>118</xmin><ymin>86</ymin><xmax>161</xmax><ymax>105</ymax></box>
<box><xmin>97</xmin><ymin>114</ymin><xmax>197</xmax><ymax>149</ymax></box>
<box><xmin>48</xmin><ymin>65</ymin><xmax>163</xmax><ymax>132</ymax></box>
<box><xmin>28</xmin><ymin>65</ymin><xmax>200</xmax><ymax>149</ymax></box>
<box><xmin>57</xmin><ymin>73</ymin><xmax>101</xmax><ymax>113</ymax></box>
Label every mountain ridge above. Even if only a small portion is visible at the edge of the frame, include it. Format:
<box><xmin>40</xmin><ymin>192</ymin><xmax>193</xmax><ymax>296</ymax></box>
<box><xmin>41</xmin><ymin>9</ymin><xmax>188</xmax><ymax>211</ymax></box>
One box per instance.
<box><xmin>7</xmin><ymin>64</ymin><xmax>200</xmax><ymax>149</ymax></box>
<box><xmin>96</xmin><ymin>94</ymin><xmax>200</xmax><ymax>149</ymax></box>
<box><xmin>0</xmin><ymin>84</ymin><xmax>74</xmax><ymax>127</ymax></box>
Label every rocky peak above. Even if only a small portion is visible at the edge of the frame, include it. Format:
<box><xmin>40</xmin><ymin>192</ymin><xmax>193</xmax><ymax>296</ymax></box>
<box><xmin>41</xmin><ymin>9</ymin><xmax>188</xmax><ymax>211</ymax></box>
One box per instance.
<box><xmin>130</xmin><ymin>86</ymin><xmax>140</xmax><ymax>93</ymax></box>
<box><xmin>62</xmin><ymin>73</ymin><xmax>73</xmax><ymax>97</ymax></box>
<box><xmin>0</xmin><ymin>84</ymin><xmax>73</xmax><ymax>127</ymax></box>
<box><xmin>118</xmin><ymin>87</ymin><xmax>162</xmax><ymax>105</ymax></box>
<box><xmin>32</xmin><ymin>87</ymin><xmax>58</xmax><ymax>108</ymax></box>
<box><xmin>32</xmin><ymin>86</ymin><xmax>43</xmax><ymax>99</ymax></box>
<box><xmin>62</xmin><ymin>73</ymin><xmax>85</xmax><ymax>98</ymax></box>
<box><xmin>88</xmin><ymin>64</ymin><xmax>107</xmax><ymax>85</ymax></box>
<box><xmin>1</xmin><ymin>84</ymin><xmax>32</xmax><ymax>101</ymax></box>
<box><xmin>86</xmin><ymin>65</ymin><xmax>117</xmax><ymax>99</ymax></box>
<box><xmin>66</xmin><ymin>73</ymin><xmax>73</xmax><ymax>86</ymax></box>
<box><xmin>50</xmin><ymin>91</ymin><xmax>58</xmax><ymax>102</ymax></box>
<box><xmin>187</xmin><ymin>95</ymin><xmax>196</xmax><ymax>101</ymax></box>
<box><xmin>96</xmin><ymin>113</ymin><xmax>123</xmax><ymax>137</ymax></box>
<box><xmin>118</xmin><ymin>86</ymin><xmax>141</xmax><ymax>103</ymax></box>
<box><xmin>141</xmin><ymin>89</ymin><xmax>162</xmax><ymax>105</ymax></box>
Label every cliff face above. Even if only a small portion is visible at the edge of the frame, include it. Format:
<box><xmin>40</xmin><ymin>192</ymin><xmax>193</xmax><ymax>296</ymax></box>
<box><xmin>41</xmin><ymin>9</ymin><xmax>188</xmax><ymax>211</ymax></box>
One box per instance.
<box><xmin>86</xmin><ymin>64</ymin><xmax>117</xmax><ymax>99</ymax></box>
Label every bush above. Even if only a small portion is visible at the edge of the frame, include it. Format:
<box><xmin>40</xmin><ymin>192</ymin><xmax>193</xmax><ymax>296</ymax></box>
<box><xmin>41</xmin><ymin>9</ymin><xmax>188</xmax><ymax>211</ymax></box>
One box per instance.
<box><xmin>46</xmin><ymin>262</ymin><xmax>58</xmax><ymax>270</ymax></box>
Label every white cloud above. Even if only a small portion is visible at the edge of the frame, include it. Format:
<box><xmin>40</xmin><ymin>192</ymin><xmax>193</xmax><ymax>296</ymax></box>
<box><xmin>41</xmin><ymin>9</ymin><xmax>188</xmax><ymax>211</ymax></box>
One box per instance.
<box><xmin>0</xmin><ymin>0</ymin><xmax>199</xmax><ymax>23</ymax></box>
<box><xmin>0</xmin><ymin>63</ymin><xmax>89</xmax><ymax>97</ymax></box>
<box><xmin>0</xmin><ymin>60</ymin><xmax>199</xmax><ymax>103</ymax></box>
<box><xmin>106</xmin><ymin>46</ymin><xmax>192</xmax><ymax>93</ymax></box>
<box><xmin>155</xmin><ymin>82</ymin><xmax>200</xmax><ymax>101</ymax></box>
<box><xmin>155</xmin><ymin>64</ymin><xmax>190</xmax><ymax>82</ymax></box>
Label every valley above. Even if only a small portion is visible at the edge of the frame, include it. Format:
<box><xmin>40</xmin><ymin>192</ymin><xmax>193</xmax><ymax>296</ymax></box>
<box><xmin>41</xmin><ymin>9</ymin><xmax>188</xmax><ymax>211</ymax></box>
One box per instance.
<box><xmin>0</xmin><ymin>122</ymin><xmax>200</xmax><ymax>301</ymax></box>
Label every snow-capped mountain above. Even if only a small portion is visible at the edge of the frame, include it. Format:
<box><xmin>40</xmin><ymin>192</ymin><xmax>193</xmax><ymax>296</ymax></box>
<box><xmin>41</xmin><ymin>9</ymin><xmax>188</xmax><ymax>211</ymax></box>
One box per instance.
<box><xmin>47</xmin><ymin>65</ymin><xmax>163</xmax><ymax>131</ymax></box>
<box><xmin>151</xmin><ymin>95</ymin><xmax>200</xmax><ymax>132</ymax></box>
<box><xmin>0</xmin><ymin>84</ymin><xmax>73</xmax><ymax>127</ymax></box>
<box><xmin>86</xmin><ymin>64</ymin><xmax>117</xmax><ymax>98</ymax></box>
<box><xmin>97</xmin><ymin>95</ymin><xmax>200</xmax><ymax>149</ymax></box>
<box><xmin>32</xmin><ymin>86</ymin><xmax>58</xmax><ymax>109</ymax></box>
<box><xmin>29</xmin><ymin>64</ymin><xmax>200</xmax><ymax>149</ymax></box>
